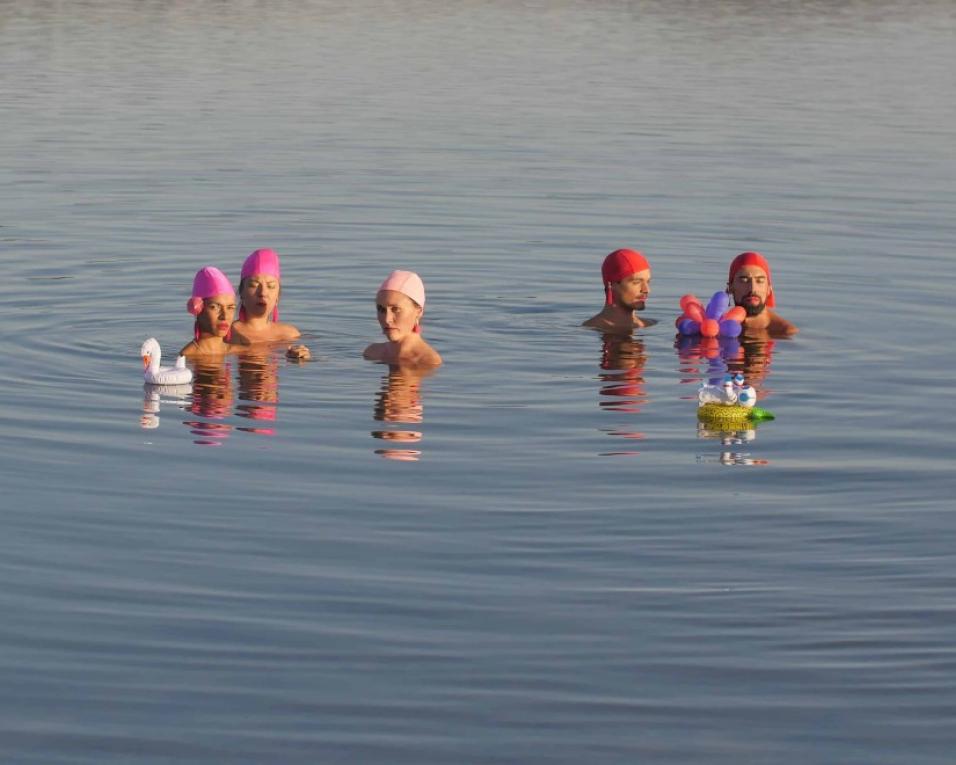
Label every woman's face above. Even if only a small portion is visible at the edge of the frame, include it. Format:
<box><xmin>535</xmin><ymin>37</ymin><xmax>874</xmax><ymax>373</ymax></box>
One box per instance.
<box><xmin>376</xmin><ymin>290</ymin><xmax>422</xmax><ymax>342</ymax></box>
<box><xmin>198</xmin><ymin>293</ymin><xmax>236</xmax><ymax>337</ymax></box>
<box><xmin>240</xmin><ymin>274</ymin><xmax>280</xmax><ymax>319</ymax></box>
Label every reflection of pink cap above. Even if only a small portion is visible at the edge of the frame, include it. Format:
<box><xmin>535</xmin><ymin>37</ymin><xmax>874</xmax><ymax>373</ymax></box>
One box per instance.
<box><xmin>187</xmin><ymin>266</ymin><xmax>234</xmax><ymax>315</ymax></box>
<box><xmin>239</xmin><ymin>249</ymin><xmax>282</xmax><ymax>322</ymax></box>
<box><xmin>378</xmin><ymin>270</ymin><xmax>425</xmax><ymax>309</ymax></box>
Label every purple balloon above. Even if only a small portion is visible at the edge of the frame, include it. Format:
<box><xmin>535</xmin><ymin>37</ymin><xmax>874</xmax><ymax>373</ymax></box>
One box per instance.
<box><xmin>678</xmin><ymin>319</ymin><xmax>700</xmax><ymax>335</ymax></box>
<box><xmin>719</xmin><ymin>319</ymin><xmax>742</xmax><ymax>337</ymax></box>
<box><xmin>706</xmin><ymin>291</ymin><xmax>731</xmax><ymax>319</ymax></box>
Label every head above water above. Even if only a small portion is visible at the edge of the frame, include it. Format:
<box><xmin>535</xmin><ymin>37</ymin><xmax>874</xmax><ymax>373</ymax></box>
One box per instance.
<box><xmin>378</xmin><ymin>270</ymin><xmax>425</xmax><ymax>310</ymax></box>
<box><xmin>186</xmin><ymin>266</ymin><xmax>236</xmax><ymax>341</ymax></box>
<box><xmin>601</xmin><ymin>249</ymin><xmax>651</xmax><ymax>308</ymax></box>
<box><xmin>187</xmin><ymin>266</ymin><xmax>235</xmax><ymax>315</ymax></box>
<box><xmin>376</xmin><ymin>270</ymin><xmax>426</xmax><ymax>338</ymax></box>
<box><xmin>728</xmin><ymin>251</ymin><xmax>776</xmax><ymax>313</ymax></box>
<box><xmin>239</xmin><ymin>248</ymin><xmax>282</xmax><ymax>322</ymax></box>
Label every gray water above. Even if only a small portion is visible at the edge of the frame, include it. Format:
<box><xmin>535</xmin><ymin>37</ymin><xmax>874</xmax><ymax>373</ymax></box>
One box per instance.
<box><xmin>2</xmin><ymin>1</ymin><xmax>956</xmax><ymax>762</ymax></box>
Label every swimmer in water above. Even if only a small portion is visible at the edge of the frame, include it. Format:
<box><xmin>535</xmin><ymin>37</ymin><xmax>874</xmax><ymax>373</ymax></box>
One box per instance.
<box><xmin>363</xmin><ymin>270</ymin><xmax>442</xmax><ymax>367</ymax></box>
<box><xmin>727</xmin><ymin>252</ymin><xmax>798</xmax><ymax>336</ymax></box>
<box><xmin>230</xmin><ymin>248</ymin><xmax>310</xmax><ymax>360</ymax></box>
<box><xmin>180</xmin><ymin>266</ymin><xmax>246</xmax><ymax>358</ymax></box>
<box><xmin>583</xmin><ymin>249</ymin><xmax>654</xmax><ymax>333</ymax></box>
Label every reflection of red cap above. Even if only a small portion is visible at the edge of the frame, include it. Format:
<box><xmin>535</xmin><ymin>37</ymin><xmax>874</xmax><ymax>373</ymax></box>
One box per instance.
<box><xmin>602</xmin><ymin>249</ymin><xmax>650</xmax><ymax>306</ymax></box>
<box><xmin>728</xmin><ymin>252</ymin><xmax>775</xmax><ymax>307</ymax></box>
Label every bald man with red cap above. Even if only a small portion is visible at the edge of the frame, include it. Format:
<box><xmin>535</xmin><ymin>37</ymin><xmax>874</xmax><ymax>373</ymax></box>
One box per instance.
<box><xmin>583</xmin><ymin>249</ymin><xmax>654</xmax><ymax>333</ymax></box>
<box><xmin>727</xmin><ymin>252</ymin><xmax>798</xmax><ymax>336</ymax></box>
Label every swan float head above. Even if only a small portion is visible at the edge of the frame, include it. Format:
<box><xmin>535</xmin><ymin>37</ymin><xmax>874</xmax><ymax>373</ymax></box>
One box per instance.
<box><xmin>141</xmin><ymin>338</ymin><xmax>193</xmax><ymax>386</ymax></box>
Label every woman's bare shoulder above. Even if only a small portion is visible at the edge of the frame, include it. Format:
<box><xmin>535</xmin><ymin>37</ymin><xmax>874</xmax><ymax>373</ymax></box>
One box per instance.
<box><xmin>363</xmin><ymin>342</ymin><xmax>389</xmax><ymax>361</ymax></box>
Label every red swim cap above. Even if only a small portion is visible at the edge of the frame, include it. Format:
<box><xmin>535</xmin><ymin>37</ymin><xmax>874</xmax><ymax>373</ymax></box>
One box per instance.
<box><xmin>602</xmin><ymin>249</ymin><xmax>650</xmax><ymax>306</ymax></box>
<box><xmin>728</xmin><ymin>251</ymin><xmax>775</xmax><ymax>307</ymax></box>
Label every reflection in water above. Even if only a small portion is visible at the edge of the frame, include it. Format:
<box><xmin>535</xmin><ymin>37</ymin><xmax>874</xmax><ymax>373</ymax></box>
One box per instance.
<box><xmin>676</xmin><ymin>333</ymin><xmax>781</xmax><ymax>466</ymax></box>
<box><xmin>695</xmin><ymin>423</ymin><xmax>769</xmax><ymax>466</ymax></box>
<box><xmin>597</xmin><ymin>334</ymin><xmax>647</xmax><ymax>455</ymax></box>
<box><xmin>140</xmin><ymin>383</ymin><xmax>192</xmax><ymax>430</ymax></box>
<box><xmin>236</xmin><ymin>350</ymin><xmax>280</xmax><ymax>436</ymax></box>
<box><xmin>183</xmin><ymin>359</ymin><xmax>234</xmax><ymax>447</ymax></box>
<box><xmin>675</xmin><ymin>333</ymin><xmax>777</xmax><ymax>396</ymax></box>
<box><xmin>372</xmin><ymin>366</ymin><xmax>425</xmax><ymax>461</ymax></box>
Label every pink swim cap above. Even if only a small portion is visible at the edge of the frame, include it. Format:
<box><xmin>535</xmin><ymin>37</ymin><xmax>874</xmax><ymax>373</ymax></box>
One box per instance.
<box><xmin>241</xmin><ymin>248</ymin><xmax>281</xmax><ymax>280</ymax></box>
<box><xmin>378</xmin><ymin>270</ymin><xmax>426</xmax><ymax>309</ymax></box>
<box><xmin>187</xmin><ymin>266</ymin><xmax>235</xmax><ymax>315</ymax></box>
<box><xmin>378</xmin><ymin>270</ymin><xmax>426</xmax><ymax>334</ymax></box>
<box><xmin>239</xmin><ymin>249</ymin><xmax>282</xmax><ymax>322</ymax></box>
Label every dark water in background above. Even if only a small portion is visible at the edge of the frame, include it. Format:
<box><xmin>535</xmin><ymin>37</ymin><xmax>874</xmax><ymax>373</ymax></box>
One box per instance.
<box><xmin>2</xmin><ymin>1</ymin><xmax>955</xmax><ymax>762</ymax></box>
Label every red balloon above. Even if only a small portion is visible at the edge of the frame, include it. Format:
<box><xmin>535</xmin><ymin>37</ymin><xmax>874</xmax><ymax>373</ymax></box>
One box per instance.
<box><xmin>685</xmin><ymin>303</ymin><xmax>704</xmax><ymax>324</ymax></box>
<box><xmin>722</xmin><ymin>306</ymin><xmax>746</xmax><ymax>322</ymax></box>
<box><xmin>679</xmin><ymin>294</ymin><xmax>699</xmax><ymax>312</ymax></box>
<box><xmin>701</xmin><ymin>318</ymin><xmax>719</xmax><ymax>337</ymax></box>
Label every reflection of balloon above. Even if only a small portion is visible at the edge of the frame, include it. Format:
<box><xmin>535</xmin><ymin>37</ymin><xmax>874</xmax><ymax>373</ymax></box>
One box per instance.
<box><xmin>676</xmin><ymin>292</ymin><xmax>743</xmax><ymax>338</ymax></box>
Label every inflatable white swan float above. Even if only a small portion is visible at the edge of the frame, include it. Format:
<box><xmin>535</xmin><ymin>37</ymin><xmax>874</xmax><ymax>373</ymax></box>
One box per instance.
<box><xmin>141</xmin><ymin>338</ymin><xmax>193</xmax><ymax>386</ymax></box>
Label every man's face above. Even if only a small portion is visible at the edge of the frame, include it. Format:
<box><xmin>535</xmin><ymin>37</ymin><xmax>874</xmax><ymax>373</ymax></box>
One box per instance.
<box><xmin>730</xmin><ymin>265</ymin><xmax>769</xmax><ymax>317</ymax></box>
<box><xmin>612</xmin><ymin>269</ymin><xmax>651</xmax><ymax>310</ymax></box>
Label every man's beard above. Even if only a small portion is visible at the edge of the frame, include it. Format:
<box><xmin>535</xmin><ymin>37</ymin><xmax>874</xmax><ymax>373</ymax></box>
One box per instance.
<box><xmin>624</xmin><ymin>299</ymin><xmax>646</xmax><ymax>311</ymax></box>
<box><xmin>738</xmin><ymin>295</ymin><xmax>765</xmax><ymax>317</ymax></box>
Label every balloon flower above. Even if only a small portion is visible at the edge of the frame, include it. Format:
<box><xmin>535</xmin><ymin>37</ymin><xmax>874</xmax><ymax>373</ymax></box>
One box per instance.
<box><xmin>676</xmin><ymin>291</ymin><xmax>746</xmax><ymax>338</ymax></box>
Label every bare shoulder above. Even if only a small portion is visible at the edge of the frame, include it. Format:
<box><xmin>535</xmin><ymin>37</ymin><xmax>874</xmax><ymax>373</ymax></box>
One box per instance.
<box><xmin>418</xmin><ymin>344</ymin><xmax>442</xmax><ymax>367</ymax></box>
<box><xmin>228</xmin><ymin>332</ymin><xmax>251</xmax><ymax>346</ymax></box>
<box><xmin>275</xmin><ymin>322</ymin><xmax>301</xmax><ymax>340</ymax></box>
<box><xmin>179</xmin><ymin>341</ymin><xmax>197</xmax><ymax>358</ymax></box>
<box><xmin>768</xmin><ymin>311</ymin><xmax>799</xmax><ymax>336</ymax></box>
<box><xmin>363</xmin><ymin>342</ymin><xmax>388</xmax><ymax>361</ymax></box>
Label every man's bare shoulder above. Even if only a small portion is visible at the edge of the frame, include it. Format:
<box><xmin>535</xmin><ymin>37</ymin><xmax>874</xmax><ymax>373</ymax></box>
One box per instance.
<box><xmin>767</xmin><ymin>311</ymin><xmax>799</xmax><ymax>336</ymax></box>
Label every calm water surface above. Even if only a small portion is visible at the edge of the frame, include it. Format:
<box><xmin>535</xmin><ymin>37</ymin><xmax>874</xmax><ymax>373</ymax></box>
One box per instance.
<box><xmin>2</xmin><ymin>1</ymin><xmax>955</xmax><ymax>762</ymax></box>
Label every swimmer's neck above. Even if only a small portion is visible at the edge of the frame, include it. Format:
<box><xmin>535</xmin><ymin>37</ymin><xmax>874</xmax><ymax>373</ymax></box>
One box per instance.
<box><xmin>390</xmin><ymin>333</ymin><xmax>426</xmax><ymax>351</ymax></box>
<box><xmin>237</xmin><ymin>313</ymin><xmax>272</xmax><ymax>329</ymax></box>
<box><xmin>599</xmin><ymin>303</ymin><xmax>644</xmax><ymax>327</ymax></box>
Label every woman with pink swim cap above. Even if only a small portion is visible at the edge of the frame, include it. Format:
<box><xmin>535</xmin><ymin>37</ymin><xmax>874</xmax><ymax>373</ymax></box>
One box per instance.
<box><xmin>231</xmin><ymin>249</ymin><xmax>310</xmax><ymax>360</ymax></box>
<box><xmin>363</xmin><ymin>270</ymin><xmax>442</xmax><ymax>367</ymax></box>
<box><xmin>179</xmin><ymin>266</ymin><xmax>245</xmax><ymax>358</ymax></box>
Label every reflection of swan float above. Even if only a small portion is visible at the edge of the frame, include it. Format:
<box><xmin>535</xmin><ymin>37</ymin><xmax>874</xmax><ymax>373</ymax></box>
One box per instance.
<box><xmin>141</xmin><ymin>382</ymin><xmax>194</xmax><ymax>429</ymax></box>
<box><xmin>141</xmin><ymin>338</ymin><xmax>193</xmax><ymax>386</ymax></box>
<box><xmin>697</xmin><ymin>373</ymin><xmax>774</xmax><ymax>428</ymax></box>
